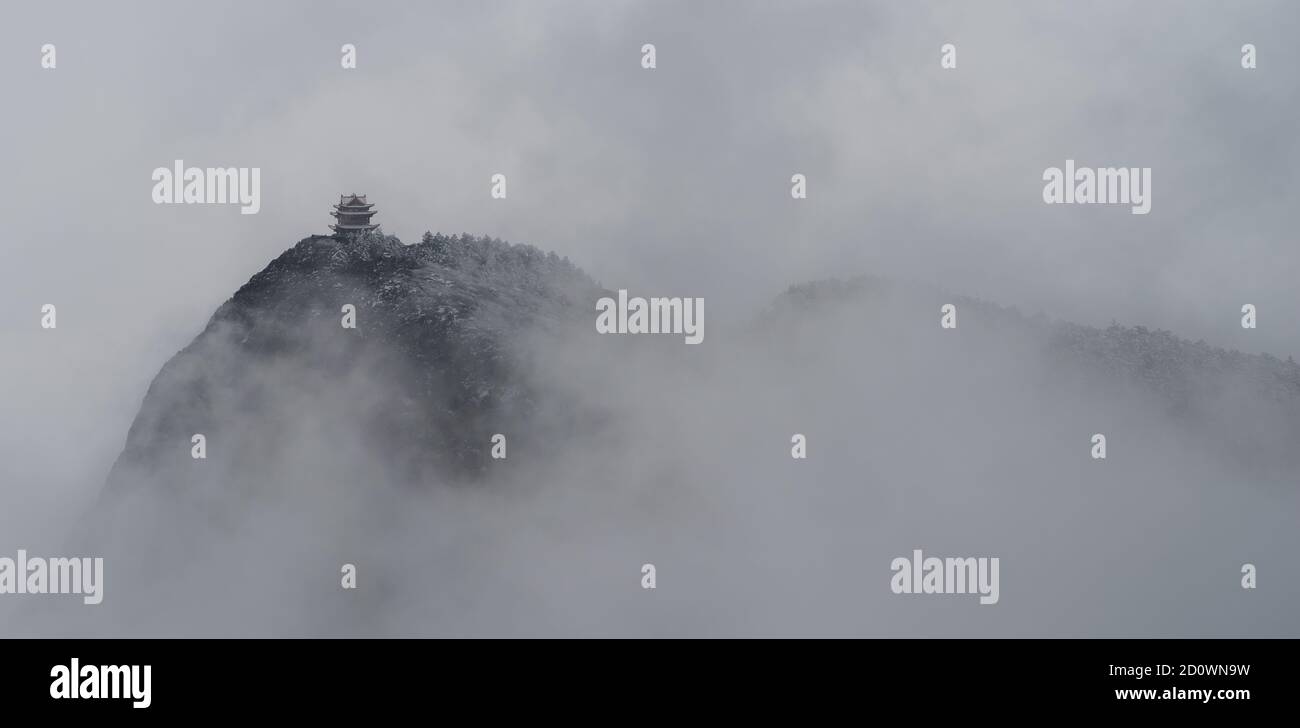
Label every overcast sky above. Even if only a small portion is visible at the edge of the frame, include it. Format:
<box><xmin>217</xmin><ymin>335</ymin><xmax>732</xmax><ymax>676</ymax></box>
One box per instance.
<box><xmin>0</xmin><ymin>1</ymin><xmax>1296</xmax><ymax>631</ymax></box>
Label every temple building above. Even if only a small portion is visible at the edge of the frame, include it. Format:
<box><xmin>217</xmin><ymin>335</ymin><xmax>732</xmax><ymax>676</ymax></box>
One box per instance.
<box><xmin>330</xmin><ymin>193</ymin><xmax>378</xmax><ymax>235</ymax></box>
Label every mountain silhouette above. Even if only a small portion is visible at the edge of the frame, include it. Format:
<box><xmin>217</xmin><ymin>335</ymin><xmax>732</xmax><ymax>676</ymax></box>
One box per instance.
<box><xmin>107</xmin><ymin>235</ymin><xmax>1300</xmax><ymax>498</ymax></box>
<box><xmin>107</xmin><ymin>231</ymin><xmax>605</xmax><ymax>494</ymax></box>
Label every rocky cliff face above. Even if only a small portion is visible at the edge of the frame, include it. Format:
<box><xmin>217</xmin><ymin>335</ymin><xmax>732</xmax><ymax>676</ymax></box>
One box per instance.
<box><xmin>108</xmin><ymin>231</ymin><xmax>606</xmax><ymax>495</ymax></box>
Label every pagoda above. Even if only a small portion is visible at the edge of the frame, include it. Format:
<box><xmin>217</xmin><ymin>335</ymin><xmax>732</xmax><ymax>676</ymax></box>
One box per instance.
<box><xmin>330</xmin><ymin>193</ymin><xmax>378</xmax><ymax>235</ymax></box>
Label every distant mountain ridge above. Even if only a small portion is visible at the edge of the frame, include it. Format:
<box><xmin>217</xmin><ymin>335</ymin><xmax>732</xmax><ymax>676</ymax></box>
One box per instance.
<box><xmin>765</xmin><ymin>276</ymin><xmax>1300</xmax><ymax>472</ymax></box>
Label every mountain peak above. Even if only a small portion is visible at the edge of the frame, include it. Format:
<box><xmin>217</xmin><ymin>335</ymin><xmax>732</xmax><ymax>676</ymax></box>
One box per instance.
<box><xmin>108</xmin><ymin>231</ymin><xmax>604</xmax><ymax>494</ymax></box>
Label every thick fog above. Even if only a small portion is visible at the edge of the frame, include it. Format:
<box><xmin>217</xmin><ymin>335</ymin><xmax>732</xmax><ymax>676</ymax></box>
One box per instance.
<box><xmin>0</xmin><ymin>1</ymin><xmax>1297</xmax><ymax>636</ymax></box>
